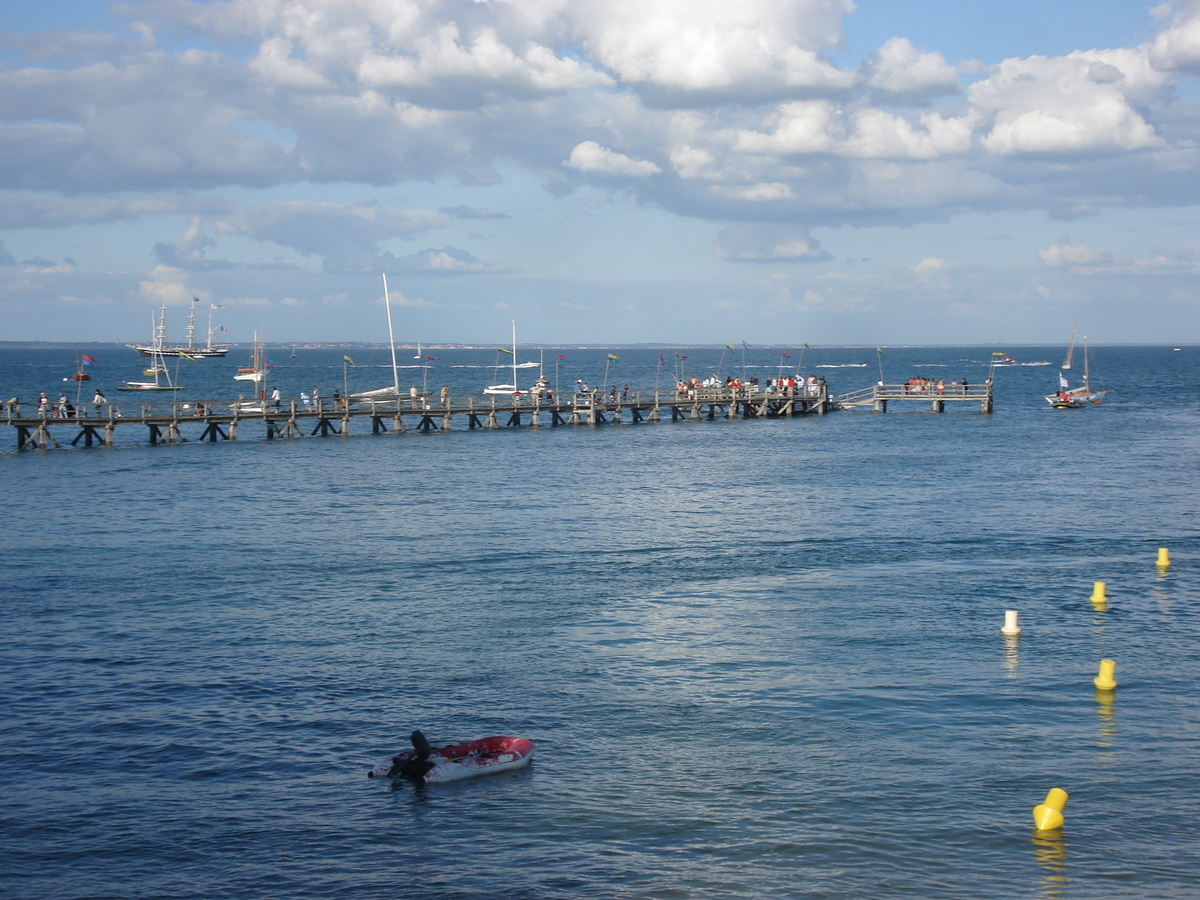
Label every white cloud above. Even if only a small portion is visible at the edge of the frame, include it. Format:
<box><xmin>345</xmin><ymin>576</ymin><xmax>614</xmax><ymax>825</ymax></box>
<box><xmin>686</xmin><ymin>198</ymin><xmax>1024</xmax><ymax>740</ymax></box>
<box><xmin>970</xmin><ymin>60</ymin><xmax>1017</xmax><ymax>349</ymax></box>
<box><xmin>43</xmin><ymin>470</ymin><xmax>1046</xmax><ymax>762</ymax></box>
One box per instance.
<box><xmin>1150</xmin><ymin>0</ymin><xmax>1200</xmax><ymax>71</ymax></box>
<box><xmin>864</xmin><ymin>37</ymin><xmax>960</xmax><ymax>99</ymax></box>
<box><xmin>568</xmin><ymin>0</ymin><xmax>855</xmax><ymax>94</ymax></box>
<box><xmin>1038</xmin><ymin>241</ymin><xmax>1117</xmax><ymax>267</ymax></box>
<box><xmin>714</xmin><ymin>224</ymin><xmax>829</xmax><ymax>262</ymax></box>
<box><xmin>973</xmin><ymin>53</ymin><xmax>1164</xmax><ymax>155</ymax></box>
<box><xmin>565</xmin><ymin>141</ymin><xmax>661</xmax><ymax>177</ymax></box>
<box><xmin>910</xmin><ymin>257</ymin><xmax>953</xmax><ymax>281</ymax></box>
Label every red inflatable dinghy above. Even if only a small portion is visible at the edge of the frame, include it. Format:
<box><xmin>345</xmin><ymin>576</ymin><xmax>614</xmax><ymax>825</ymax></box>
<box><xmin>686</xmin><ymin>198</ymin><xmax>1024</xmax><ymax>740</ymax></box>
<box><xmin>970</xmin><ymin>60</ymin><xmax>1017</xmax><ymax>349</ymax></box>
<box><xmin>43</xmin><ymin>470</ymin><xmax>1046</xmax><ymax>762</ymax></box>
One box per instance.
<box><xmin>369</xmin><ymin>733</ymin><xmax>534</xmax><ymax>784</ymax></box>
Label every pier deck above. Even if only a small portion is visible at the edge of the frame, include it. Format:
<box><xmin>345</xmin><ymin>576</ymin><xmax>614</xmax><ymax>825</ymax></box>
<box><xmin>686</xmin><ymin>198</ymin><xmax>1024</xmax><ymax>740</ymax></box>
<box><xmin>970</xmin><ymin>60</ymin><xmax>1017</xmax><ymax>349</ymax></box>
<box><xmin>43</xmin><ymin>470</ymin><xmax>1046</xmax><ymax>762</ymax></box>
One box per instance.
<box><xmin>5</xmin><ymin>384</ymin><xmax>829</xmax><ymax>451</ymax></box>
<box><xmin>834</xmin><ymin>383</ymin><xmax>993</xmax><ymax>414</ymax></box>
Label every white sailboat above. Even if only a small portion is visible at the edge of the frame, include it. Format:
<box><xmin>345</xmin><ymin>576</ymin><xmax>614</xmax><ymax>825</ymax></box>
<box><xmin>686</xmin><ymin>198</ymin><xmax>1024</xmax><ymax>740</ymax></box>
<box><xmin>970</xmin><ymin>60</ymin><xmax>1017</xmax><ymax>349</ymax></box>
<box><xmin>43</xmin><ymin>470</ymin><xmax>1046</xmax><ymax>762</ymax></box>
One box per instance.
<box><xmin>484</xmin><ymin>321</ymin><xmax>521</xmax><ymax>395</ymax></box>
<box><xmin>233</xmin><ymin>332</ymin><xmax>269</xmax><ymax>382</ymax></box>
<box><xmin>352</xmin><ymin>273</ymin><xmax>405</xmax><ymax>400</ymax></box>
<box><xmin>1062</xmin><ymin>321</ymin><xmax>1076</xmax><ymax>370</ymax></box>
<box><xmin>1046</xmin><ymin>335</ymin><xmax>1111</xmax><ymax>408</ymax></box>
<box><xmin>119</xmin><ymin>308</ymin><xmax>184</xmax><ymax>391</ymax></box>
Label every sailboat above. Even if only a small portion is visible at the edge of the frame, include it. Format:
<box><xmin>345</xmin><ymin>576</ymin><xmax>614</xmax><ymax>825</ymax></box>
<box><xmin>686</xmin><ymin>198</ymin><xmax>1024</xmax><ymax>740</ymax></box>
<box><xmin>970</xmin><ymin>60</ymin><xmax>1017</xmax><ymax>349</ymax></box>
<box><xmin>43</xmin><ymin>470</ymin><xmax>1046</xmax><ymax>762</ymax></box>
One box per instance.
<box><xmin>131</xmin><ymin>300</ymin><xmax>229</xmax><ymax>357</ymax></box>
<box><xmin>1046</xmin><ymin>335</ymin><xmax>1110</xmax><ymax>408</ymax></box>
<box><xmin>234</xmin><ymin>333</ymin><xmax>271</xmax><ymax>382</ymax></box>
<box><xmin>1062</xmin><ymin>321</ymin><xmax>1076</xmax><ymax>370</ymax></box>
<box><xmin>352</xmin><ymin>273</ymin><xmax>406</xmax><ymax>400</ymax></box>
<box><xmin>118</xmin><ymin>309</ymin><xmax>184</xmax><ymax>391</ymax></box>
<box><xmin>73</xmin><ymin>354</ymin><xmax>96</xmax><ymax>381</ymax></box>
<box><xmin>484</xmin><ymin>322</ymin><xmax>522</xmax><ymax>395</ymax></box>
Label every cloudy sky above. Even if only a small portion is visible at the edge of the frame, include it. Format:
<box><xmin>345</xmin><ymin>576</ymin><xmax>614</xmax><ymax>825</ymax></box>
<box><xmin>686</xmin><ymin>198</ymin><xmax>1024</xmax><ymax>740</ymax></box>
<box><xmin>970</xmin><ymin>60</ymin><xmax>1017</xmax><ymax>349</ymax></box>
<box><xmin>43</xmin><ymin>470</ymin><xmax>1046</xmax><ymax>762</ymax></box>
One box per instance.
<box><xmin>2</xmin><ymin>0</ymin><xmax>1199</xmax><ymax>345</ymax></box>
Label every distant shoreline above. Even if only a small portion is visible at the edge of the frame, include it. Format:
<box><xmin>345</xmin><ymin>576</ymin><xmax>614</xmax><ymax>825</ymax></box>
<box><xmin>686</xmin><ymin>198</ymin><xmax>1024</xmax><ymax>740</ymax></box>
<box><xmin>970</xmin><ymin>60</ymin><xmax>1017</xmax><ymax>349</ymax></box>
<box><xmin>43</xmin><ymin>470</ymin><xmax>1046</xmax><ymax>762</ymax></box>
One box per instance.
<box><xmin>0</xmin><ymin>341</ymin><xmax>1190</xmax><ymax>351</ymax></box>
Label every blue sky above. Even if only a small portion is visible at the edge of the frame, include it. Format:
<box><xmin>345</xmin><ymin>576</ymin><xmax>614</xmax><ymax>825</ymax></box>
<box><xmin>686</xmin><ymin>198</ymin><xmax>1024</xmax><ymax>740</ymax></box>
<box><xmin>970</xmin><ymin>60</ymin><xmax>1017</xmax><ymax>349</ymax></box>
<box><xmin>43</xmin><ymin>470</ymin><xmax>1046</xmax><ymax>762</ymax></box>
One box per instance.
<box><xmin>1</xmin><ymin>0</ymin><xmax>1198</xmax><ymax>346</ymax></box>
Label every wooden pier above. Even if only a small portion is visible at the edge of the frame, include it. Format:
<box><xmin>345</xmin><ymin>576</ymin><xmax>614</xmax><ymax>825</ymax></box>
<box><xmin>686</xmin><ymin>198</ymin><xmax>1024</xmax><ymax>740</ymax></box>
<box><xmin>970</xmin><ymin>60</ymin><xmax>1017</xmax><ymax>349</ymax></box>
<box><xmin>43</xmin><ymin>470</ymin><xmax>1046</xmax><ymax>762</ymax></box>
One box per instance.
<box><xmin>834</xmin><ymin>382</ymin><xmax>993</xmax><ymax>414</ymax></box>
<box><xmin>4</xmin><ymin>384</ymin><xmax>830</xmax><ymax>451</ymax></box>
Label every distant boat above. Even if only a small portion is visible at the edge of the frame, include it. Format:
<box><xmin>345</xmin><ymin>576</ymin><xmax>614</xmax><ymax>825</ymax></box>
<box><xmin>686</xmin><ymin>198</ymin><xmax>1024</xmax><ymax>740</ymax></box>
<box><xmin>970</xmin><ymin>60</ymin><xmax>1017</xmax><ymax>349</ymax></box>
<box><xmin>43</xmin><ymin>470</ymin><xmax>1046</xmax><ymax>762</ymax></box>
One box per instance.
<box><xmin>1046</xmin><ymin>335</ymin><xmax>1110</xmax><ymax>408</ymax></box>
<box><xmin>118</xmin><ymin>309</ymin><xmax>184</xmax><ymax>391</ymax></box>
<box><xmin>1062</xmin><ymin>322</ymin><xmax>1076</xmax><ymax>370</ymax></box>
<box><xmin>484</xmin><ymin>321</ymin><xmax>522</xmax><ymax>395</ymax></box>
<box><xmin>73</xmin><ymin>354</ymin><xmax>96</xmax><ymax>381</ymax></box>
<box><xmin>352</xmin><ymin>273</ymin><xmax>406</xmax><ymax>400</ymax></box>
<box><xmin>131</xmin><ymin>300</ymin><xmax>229</xmax><ymax>357</ymax></box>
<box><xmin>233</xmin><ymin>332</ymin><xmax>271</xmax><ymax>383</ymax></box>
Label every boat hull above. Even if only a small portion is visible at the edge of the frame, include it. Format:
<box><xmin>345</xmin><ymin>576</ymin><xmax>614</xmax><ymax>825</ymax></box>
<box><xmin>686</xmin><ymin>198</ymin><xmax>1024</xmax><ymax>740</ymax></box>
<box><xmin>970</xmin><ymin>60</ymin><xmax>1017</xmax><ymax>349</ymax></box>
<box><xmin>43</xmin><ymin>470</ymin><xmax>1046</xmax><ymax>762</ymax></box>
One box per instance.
<box><xmin>368</xmin><ymin>735</ymin><xmax>534</xmax><ymax>783</ymax></box>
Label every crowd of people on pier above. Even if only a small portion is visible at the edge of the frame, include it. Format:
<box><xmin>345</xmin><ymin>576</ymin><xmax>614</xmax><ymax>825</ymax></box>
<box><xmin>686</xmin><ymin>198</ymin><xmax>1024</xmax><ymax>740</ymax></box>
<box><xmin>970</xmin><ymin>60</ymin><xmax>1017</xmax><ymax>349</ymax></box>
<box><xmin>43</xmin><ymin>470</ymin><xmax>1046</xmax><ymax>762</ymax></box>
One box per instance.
<box><xmin>901</xmin><ymin>377</ymin><xmax>988</xmax><ymax>394</ymax></box>
<box><xmin>674</xmin><ymin>374</ymin><xmax>825</xmax><ymax>399</ymax></box>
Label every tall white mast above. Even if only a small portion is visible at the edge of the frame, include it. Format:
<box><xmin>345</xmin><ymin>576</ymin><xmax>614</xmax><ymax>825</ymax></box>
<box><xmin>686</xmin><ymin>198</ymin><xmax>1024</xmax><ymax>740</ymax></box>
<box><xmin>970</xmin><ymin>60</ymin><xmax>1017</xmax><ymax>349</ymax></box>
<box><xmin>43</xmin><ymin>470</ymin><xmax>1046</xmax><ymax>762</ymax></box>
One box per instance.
<box><xmin>510</xmin><ymin>320</ymin><xmax>518</xmax><ymax>391</ymax></box>
<box><xmin>382</xmin><ymin>273</ymin><xmax>400</xmax><ymax>394</ymax></box>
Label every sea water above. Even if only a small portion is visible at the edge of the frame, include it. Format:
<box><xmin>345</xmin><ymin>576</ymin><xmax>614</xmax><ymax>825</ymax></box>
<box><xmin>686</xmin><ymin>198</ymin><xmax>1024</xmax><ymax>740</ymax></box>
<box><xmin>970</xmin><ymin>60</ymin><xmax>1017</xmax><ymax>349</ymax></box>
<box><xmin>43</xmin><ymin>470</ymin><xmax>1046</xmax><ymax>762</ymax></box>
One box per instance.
<box><xmin>1</xmin><ymin>345</ymin><xmax>1198</xmax><ymax>899</ymax></box>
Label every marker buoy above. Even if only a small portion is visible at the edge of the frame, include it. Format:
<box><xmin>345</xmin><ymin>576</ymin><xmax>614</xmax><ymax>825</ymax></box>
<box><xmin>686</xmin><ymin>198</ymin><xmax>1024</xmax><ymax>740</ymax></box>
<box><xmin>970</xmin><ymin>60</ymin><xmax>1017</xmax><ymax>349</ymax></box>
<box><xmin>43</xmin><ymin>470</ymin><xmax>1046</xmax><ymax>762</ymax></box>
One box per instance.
<box><xmin>1157</xmin><ymin>548</ymin><xmax>1170</xmax><ymax>569</ymax></box>
<box><xmin>1090</xmin><ymin>581</ymin><xmax>1107</xmax><ymax>608</ymax></box>
<box><xmin>1001</xmin><ymin>610</ymin><xmax>1021</xmax><ymax>636</ymax></box>
<box><xmin>1094</xmin><ymin>658</ymin><xmax>1117</xmax><ymax>691</ymax></box>
<box><xmin>1032</xmin><ymin>788</ymin><xmax>1068</xmax><ymax>831</ymax></box>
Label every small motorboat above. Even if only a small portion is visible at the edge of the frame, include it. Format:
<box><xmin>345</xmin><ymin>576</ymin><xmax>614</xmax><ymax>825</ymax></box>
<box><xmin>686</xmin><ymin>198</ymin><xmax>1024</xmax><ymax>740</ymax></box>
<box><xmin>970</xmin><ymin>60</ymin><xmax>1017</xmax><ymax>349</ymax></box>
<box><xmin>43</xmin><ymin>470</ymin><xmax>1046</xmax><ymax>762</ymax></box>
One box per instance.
<box><xmin>368</xmin><ymin>731</ymin><xmax>534</xmax><ymax>783</ymax></box>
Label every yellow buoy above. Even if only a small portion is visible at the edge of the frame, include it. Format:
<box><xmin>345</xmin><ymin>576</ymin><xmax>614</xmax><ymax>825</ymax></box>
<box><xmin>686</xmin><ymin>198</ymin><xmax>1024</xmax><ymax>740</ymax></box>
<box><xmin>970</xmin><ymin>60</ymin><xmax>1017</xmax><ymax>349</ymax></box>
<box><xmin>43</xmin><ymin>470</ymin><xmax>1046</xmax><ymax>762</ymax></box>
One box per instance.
<box><xmin>1033</xmin><ymin>788</ymin><xmax>1068</xmax><ymax>831</ymax></box>
<box><xmin>1090</xmin><ymin>581</ymin><xmax>1107</xmax><ymax>608</ymax></box>
<box><xmin>1157</xmin><ymin>548</ymin><xmax>1170</xmax><ymax>568</ymax></box>
<box><xmin>1094</xmin><ymin>658</ymin><xmax>1118</xmax><ymax>691</ymax></box>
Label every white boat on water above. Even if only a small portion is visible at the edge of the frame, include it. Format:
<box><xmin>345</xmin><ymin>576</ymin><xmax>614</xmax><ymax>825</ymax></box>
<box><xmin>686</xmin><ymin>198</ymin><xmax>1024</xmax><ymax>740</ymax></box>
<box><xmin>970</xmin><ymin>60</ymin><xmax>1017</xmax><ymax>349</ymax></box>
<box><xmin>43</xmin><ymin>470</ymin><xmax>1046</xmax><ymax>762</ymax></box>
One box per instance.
<box><xmin>233</xmin><ymin>333</ymin><xmax>270</xmax><ymax>383</ymax></box>
<box><xmin>352</xmin><ymin>274</ymin><xmax>408</xmax><ymax>401</ymax></box>
<box><xmin>118</xmin><ymin>308</ymin><xmax>184</xmax><ymax>391</ymax></box>
<box><xmin>485</xmin><ymin>321</ymin><xmax>523</xmax><ymax>395</ymax></box>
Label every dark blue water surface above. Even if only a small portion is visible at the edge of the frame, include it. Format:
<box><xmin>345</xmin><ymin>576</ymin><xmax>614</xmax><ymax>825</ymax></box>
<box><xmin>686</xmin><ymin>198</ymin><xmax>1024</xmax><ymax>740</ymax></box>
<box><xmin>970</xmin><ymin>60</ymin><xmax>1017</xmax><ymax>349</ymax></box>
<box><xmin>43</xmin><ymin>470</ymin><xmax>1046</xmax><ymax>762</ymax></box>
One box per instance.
<box><xmin>2</xmin><ymin>345</ymin><xmax>1198</xmax><ymax>899</ymax></box>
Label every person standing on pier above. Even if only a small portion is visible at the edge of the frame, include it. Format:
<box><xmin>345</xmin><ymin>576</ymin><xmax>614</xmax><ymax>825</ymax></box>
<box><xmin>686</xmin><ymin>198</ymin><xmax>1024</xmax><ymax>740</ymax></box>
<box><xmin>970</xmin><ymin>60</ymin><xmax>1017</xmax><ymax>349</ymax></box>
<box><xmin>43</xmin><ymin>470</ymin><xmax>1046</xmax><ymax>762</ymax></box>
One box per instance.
<box><xmin>93</xmin><ymin>389</ymin><xmax>106</xmax><ymax>417</ymax></box>
<box><xmin>271</xmin><ymin>387</ymin><xmax>281</xmax><ymax>411</ymax></box>
<box><xmin>312</xmin><ymin>386</ymin><xmax>319</xmax><ymax>412</ymax></box>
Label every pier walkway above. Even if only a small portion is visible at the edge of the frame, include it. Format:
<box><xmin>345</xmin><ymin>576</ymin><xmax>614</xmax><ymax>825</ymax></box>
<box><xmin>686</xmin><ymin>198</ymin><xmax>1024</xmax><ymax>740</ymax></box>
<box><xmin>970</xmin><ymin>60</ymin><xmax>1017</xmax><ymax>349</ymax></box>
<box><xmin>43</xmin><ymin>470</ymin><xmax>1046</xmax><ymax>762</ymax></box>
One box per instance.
<box><xmin>834</xmin><ymin>382</ymin><xmax>993</xmax><ymax>413</ymax></box>
<box><xmin>5</xmin><ymin>384</ymin><xmax>829</xmax><ymax>451</ymax></box>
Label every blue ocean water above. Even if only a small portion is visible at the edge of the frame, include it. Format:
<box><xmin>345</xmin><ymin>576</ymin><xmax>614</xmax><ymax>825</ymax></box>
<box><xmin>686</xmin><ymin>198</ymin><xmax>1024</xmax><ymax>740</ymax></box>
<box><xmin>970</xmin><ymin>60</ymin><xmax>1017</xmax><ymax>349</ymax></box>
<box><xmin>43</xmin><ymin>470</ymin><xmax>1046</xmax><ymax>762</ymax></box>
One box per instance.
<box><xmin>1</xmin><ymin>345</ymin><xmax>1198</xmax><ymax>899</ymax></box>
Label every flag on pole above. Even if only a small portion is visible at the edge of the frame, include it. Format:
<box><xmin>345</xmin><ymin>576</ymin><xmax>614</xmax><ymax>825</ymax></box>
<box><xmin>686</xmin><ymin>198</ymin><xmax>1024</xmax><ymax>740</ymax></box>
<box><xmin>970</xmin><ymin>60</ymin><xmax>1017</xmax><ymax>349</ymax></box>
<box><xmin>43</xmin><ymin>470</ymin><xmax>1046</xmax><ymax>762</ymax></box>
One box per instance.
<box><xmin>80</xmin><ymin>355</ymin><xmax>97</xmax><ymax>367</ymax></box>
<box><xmin>725</xmin><ymin>343</ymin><xmax>734</xmax><ymax>351</ymax></box>
<box><xmin>876</xmin><ymin>347</ymin><xmax>887</xmax><ymax>355</ymax></box>
<box><xmin>804</xmin><ymin>343</ymin><xmax>811</xmax><ymax>349</ymax></box>
<box><xmin>659</xmin><ymin>354</ymin><xmax>665</xmax><ymax>362</ymax></box>
<box><xmin>211</xmin><ymin>304</ymin><xmax>224</xmax><ymax>309</ymax></box>
<box><xmin>1059</xmin><ymin>373</ymin><xmax>1069</xmax><ymax>389</ymax></box>
<box><xmin>992</xmin><ymin>351</ymin><xmax>1006</xmax><ymax>357</ymax></box>
<box><xmin>556</xmin><ymin>354</ymin><xmax>569</xmax><ymax>360</ymax></box>
<box><xmin>607</xmin><ymin>353</ymin><xmax>619</xmax><ymax>360</ymax></box>
<box><xmin>742</xmin><ymin>341</ymin><xmax>751</xmax><ymax>348</ymax></box>
<box><xmin>781</xmin><ymin>352</ymin><xmax>791</xmax><ymax>358</ymax></box>
<box><xmin>178</xmin><ymin>352</ymin><xmax>197</xmax><ymax>361</ymax></box>
<box><xmin>343</xmin><ymin>355</ymin><xmax>355</xmax><ymax>366</ymax></box>
<box><xmin>498</xmin><ymin>346</ymin><xmax>513</xmax><ymax>354</ymax></box>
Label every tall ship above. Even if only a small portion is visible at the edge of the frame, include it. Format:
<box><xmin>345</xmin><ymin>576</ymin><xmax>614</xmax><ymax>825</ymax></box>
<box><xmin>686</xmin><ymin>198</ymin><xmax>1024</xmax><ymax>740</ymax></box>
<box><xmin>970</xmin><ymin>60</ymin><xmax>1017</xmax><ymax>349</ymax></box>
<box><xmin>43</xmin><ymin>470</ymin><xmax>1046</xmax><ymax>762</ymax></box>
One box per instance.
<box><xmin>130</xmin><ymin>299</ymin><xmax>229</xmax><ymax>357</ymax></box>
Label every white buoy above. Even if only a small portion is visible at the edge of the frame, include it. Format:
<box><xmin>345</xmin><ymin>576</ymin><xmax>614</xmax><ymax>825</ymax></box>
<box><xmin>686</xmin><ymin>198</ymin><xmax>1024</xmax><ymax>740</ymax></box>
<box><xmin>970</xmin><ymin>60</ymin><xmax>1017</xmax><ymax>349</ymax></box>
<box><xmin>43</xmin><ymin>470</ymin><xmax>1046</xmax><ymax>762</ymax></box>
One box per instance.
<box><xmin>1001</xmin><ymin>610</ymin><xmax>1021</xmax><ymax>636</ymax></box>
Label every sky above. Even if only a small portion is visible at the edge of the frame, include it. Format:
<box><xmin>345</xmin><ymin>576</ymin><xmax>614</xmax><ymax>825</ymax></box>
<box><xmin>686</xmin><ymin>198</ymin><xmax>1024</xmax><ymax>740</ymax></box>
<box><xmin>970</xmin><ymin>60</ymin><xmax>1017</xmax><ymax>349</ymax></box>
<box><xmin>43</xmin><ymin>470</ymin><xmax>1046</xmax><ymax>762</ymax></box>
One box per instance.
<box><xmin>1</xmin><ymin>0</ymin><xmax>1199</xmax><ymax>346</ymax></box>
